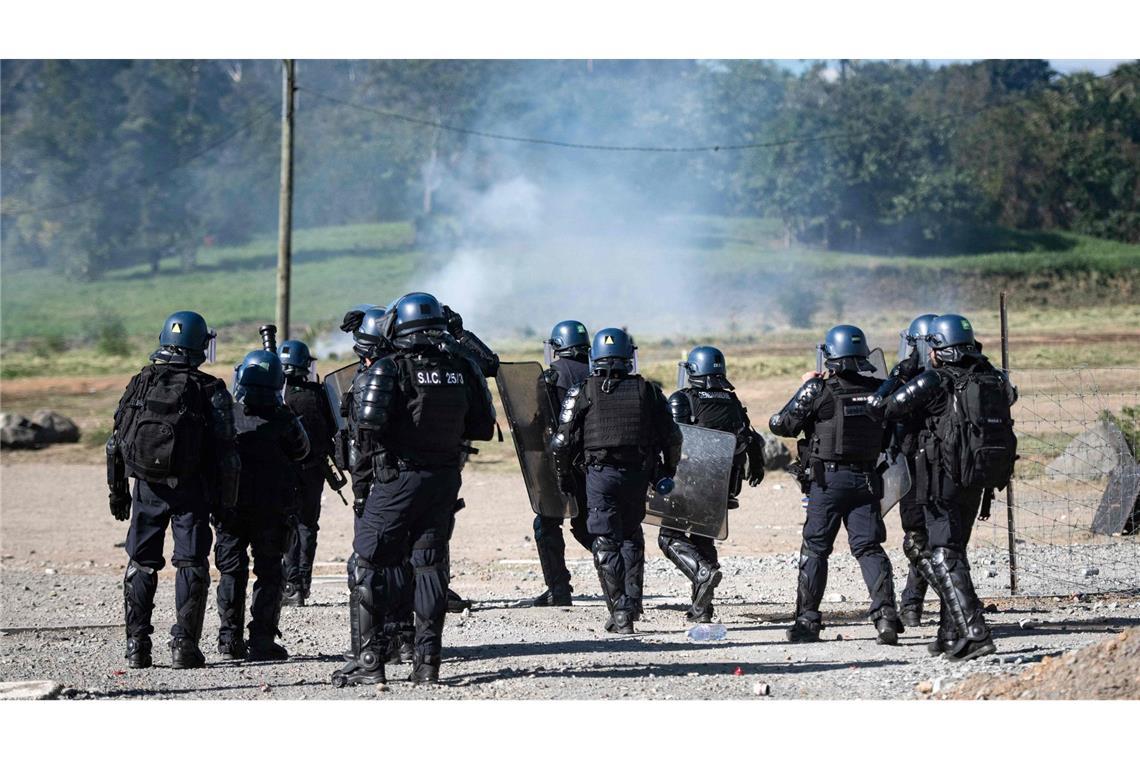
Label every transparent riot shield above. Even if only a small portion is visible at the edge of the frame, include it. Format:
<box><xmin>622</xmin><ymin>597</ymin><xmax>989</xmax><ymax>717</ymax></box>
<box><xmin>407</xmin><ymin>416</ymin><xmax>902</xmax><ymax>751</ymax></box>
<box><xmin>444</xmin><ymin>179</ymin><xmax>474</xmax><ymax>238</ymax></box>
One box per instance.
<box><xmin>877</xmin><ymin>449</ymin><xmax>912</xmax><ymax>516</ymax></box>
<box><xmin>644</xmin><ymin>424</ymin><xmax>736</xmax><ymax>540</ymax></box>
<box><xmin>322</xmin><ymin>362</ymin><xmax>359</xmax><ymax>431</ymax></box>
<box><xmin>495</xmin><ymin>362</ymin><xmax>577</xmax><ymax>519</ymax></box>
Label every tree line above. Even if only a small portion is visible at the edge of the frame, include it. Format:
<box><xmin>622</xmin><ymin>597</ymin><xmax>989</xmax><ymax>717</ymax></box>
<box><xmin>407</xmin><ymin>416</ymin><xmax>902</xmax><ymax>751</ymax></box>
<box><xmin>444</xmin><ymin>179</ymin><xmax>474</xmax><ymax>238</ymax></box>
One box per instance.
<box><xmin>1</xmin><ymin>59</ymin><xmax>1137</xmax><ymax>280</ymax></box>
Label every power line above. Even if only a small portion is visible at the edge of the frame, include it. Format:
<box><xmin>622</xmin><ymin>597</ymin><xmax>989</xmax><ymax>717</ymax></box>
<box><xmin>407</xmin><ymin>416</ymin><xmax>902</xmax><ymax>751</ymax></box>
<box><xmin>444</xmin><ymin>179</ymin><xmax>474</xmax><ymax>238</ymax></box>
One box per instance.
<box><xmin>1</xmin><ymin>102</ymin><xmax>278</xmax><ymax>218</ymax></box>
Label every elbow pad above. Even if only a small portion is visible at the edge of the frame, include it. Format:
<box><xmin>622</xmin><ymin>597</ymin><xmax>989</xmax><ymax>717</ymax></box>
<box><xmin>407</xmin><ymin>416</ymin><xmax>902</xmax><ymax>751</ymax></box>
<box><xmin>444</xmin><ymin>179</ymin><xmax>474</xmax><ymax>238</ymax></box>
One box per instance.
<box><xmin>885</xmin><ymin>370</ymin><xmax>941</xmax><ymax>419</ymax></box>
<box><xmin>458</xmin><ymin>330</ymin><xmax>500</xmax><ymax>378</ymax></box>
<box><xmin>559</xmin><ymin>383</ymin><xmax>585</xmax><ymax>426</ymax></box>
<box><xmin>668</xmin><ymin>390</ymin><xmax>693</xmax><ymax>424</ymax></box>
<box><xmin>769</xmin><ymin>378</ymin><xmax>822</xmax><ymax>436</ymax></box>
<box><xmin>106</xmin><ymin>431</ymin><xmax>126</xmax><ymax>492</ymax></box>
<box><xmin>867</xmin><ymin>376</ymin><xmax>904</xmax><ymax>417</ymax></box>
<box><xmin>354</xmin><ymin>358</ymin><xmax>398</xmax><ymax>432</ymax></box>
<box><xmin>550</xmin><ymin>430</ymin><xmax>575</xmax><ymax>475</ymax></box>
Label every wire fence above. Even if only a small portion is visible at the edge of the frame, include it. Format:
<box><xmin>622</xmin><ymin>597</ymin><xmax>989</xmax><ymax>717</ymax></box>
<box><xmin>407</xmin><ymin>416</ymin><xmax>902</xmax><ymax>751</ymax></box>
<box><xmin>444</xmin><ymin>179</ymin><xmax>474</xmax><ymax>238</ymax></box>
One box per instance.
<box><xmin>971</xmin><ymin>367</ymin><xmax>1140</xmax><ymax>596</ymax></box>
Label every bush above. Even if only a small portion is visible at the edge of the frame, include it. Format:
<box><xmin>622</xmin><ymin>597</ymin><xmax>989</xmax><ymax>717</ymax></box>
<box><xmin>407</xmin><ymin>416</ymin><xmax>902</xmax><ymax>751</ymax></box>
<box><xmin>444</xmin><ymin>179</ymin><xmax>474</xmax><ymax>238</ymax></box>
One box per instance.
<box><xmin>777</xmin><ymin>285</ymin><xmax>818</xmax><ymax>328</ymax></box>
<box><xmin>92</xmin><ymin>312</ymin><xmax>131</xmax><ymax>357</ymax></box>
<box><xmin>1099</xmin><ymin>406</ymin><xmax>1140</xmax><ymax>459</ymax></box>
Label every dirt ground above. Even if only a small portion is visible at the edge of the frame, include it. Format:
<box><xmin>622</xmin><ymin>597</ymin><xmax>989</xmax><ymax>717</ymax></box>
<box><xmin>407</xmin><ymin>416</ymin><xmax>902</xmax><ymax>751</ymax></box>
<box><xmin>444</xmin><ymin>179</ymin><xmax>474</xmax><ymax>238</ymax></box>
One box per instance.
<box><xmin>2</xmin><ymin>461</ymin><xmax>1138</xmax><ymax>700</ymax></box>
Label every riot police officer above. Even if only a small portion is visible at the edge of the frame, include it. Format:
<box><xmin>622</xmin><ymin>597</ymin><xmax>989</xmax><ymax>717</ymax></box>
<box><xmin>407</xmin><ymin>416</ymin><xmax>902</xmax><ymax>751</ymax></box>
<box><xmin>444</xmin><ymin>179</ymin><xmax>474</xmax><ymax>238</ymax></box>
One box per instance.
<box><xmin>106</xmin><ymin>311</ymin><xmax>240</xmax><ymax>669</ymax></box>
<box><xmin>871</xmin><ymin>314</ymin><xmax>1017</xmax><ymax>661</ymax></box>
<box><xmin>770</xmin><ymin>325</ymin><xmax>901</xmax><ymax>645</ymax></box>
<box><xmin>277</xmin><ymin>337</ymin><xmax>338</xmax><ymax>607</ymax></box>
<box><xmin>663</xmin><ymin>346</ymin><xmax>766</xmax><ymax>623</ymax></box>
<box><xmin>884</xmin><ymin>314</ymin><xmax>938</xmax><ymax>627</ymax></box>
<box><xmin>551</xmin><ymin>328</ymin><xmax>682</xmax><ymax>634</ymax></box>
<box><xmin>214</xmin><ymin>349</ymin><xmax>310</xmax><ymax>661</ymax></box>
<box><xmin>331</xmin><ymin>293</ymin><xmax>496</xmax><ymax>687</ymax></box>
<box><xmin>527</xmin><ymin>320</ymin><xmax>594</xmax><ymax>607</ymax></box>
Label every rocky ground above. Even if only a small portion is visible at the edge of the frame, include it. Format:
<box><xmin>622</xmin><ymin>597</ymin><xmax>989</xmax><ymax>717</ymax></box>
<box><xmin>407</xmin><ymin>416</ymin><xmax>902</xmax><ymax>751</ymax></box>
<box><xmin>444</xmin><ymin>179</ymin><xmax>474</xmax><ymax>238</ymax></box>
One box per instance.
<box><xmin>2</xmin><ymin>463</ymin><xmax>1138</xmax><ymax>700</ymax></box>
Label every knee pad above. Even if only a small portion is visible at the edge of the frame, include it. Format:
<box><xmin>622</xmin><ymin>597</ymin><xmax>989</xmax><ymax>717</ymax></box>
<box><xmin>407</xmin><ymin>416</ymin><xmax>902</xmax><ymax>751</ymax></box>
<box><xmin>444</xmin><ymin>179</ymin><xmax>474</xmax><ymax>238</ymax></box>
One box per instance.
<box><xmin>592</xmin><ymin>535</ymin><xmax>621</xmax><ymax>560</ymax></box>
<box><xmin>902</xmin><ymin>530</ymin><xmax>929</xmax><ymax>562</ymax></box>
<box><xmin>798</xmin><ymin>544</ymin><xmax>824</xmax><ymax>565</ymax></box>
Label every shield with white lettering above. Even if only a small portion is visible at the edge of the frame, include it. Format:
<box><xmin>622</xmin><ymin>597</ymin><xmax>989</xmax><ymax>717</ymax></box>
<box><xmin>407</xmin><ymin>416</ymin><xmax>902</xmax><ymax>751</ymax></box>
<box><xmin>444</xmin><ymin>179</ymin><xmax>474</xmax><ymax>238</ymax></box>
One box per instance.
<box><xmin>495</xmin><ymin>361</ymin><xmax>578</xmax><ymax>518</ymax></box>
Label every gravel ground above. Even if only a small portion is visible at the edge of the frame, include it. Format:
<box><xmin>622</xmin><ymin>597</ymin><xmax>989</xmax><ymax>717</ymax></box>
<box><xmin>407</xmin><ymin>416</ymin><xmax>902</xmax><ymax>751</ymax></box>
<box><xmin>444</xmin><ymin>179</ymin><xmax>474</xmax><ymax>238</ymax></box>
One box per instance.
<box><xmin>2</xmin><ymin>463</ymin><xmax>1139</xmax><ymax>700</ymax></box>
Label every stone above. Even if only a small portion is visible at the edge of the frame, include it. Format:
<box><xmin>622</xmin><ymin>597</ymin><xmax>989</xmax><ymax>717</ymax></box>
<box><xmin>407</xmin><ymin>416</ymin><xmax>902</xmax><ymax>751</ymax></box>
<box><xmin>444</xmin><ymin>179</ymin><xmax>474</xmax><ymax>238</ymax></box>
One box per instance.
<box><xmin>0</xmin><ymin>681</ymin><xmax>63</xmax><ymax>700</ymax></box>
<box><xmin>1048</xmin><ymin>420</ymin><xmax>1132</xmax><ymax>482</ymax></box>
<box><xmin>916</xmin><ymin>681</ymin><xmax>933</xmax><ymax>694</ymax></box>
<box><xmin>30</xmin><ymin>410</ymin><xmax>81</xmax><ymax>444</ymax></box>
<box><xmin>826</xmin><ymin>593</ymin><xmax>847</xmax><ymax>603</ymax></box>
<box><xmin>752</xmin><ymin>682</ymin><xmax>771</xmax><ymax>696</ymax></box>
<box><xmin>0</xmin><ymin>410</ymin><xmax>81</xmax><ymax>448</ymax></box>
<box><xmin>759</xmin><ymin>432</ymin><xmax>792</xmax><ymax>471</ymax></box>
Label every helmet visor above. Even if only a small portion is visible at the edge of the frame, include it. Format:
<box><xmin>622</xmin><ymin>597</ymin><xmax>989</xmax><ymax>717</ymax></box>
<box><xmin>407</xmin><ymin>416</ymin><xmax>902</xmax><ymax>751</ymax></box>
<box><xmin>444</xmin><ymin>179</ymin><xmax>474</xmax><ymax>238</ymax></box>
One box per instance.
<box><xmin>543</xmin><ymin>340</ymin><xmax>555</xmax><ymax>367</ymax></box>
<box><xmin>630</xmin><ymin>347</ymin><xmax>639</xmax><ymax>376</ymax></box>
<box><xmin>676</xmin><ymin>361</ymin><xmax>690</xmax><ymax>390</ymax></box>
<box><xmin>206</xmin><ymin>332</ymin><xmax>217</xmax><ymax>364</ymax></box>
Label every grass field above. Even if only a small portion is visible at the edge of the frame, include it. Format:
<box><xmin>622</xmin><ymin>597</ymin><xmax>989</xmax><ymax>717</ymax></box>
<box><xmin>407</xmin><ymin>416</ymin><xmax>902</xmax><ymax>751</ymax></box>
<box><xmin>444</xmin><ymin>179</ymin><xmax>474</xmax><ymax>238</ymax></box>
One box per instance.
<box><xmin>2</xmin><ymin>217</ymin><xmax>1138</xmax><ymax>380</ymax></box>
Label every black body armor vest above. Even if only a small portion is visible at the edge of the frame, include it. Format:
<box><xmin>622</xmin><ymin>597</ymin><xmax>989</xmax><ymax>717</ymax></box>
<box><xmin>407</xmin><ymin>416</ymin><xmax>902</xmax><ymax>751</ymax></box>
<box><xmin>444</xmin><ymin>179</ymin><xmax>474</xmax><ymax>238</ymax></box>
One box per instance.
<box><xmin>810</xmin><ymin>375</ymin><xmax>882</xmax><ymax>463</ymax></box>
<box><xmin>582</xmin><ymin>375</ymin><xmax>650</xmax><ymax>461</ymax></box>
<box><xmin>387</xmin><ymin>351</ymin><xmax>471</xmax><ymax>467</ymax></box>
<box><xmin>285</xmin><ymin>380</ymin><xmax>333</xmax><ymax>465</ymax></box>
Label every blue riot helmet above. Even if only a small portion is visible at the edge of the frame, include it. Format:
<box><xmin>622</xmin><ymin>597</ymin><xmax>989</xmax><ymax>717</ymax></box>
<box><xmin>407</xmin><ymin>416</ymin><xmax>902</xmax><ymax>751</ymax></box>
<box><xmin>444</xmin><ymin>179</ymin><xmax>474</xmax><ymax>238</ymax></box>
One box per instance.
<box><xmin>234</xmin><ymin>349</ymin><xmax>286</xmax><ymax>407</ymax></box>
<box><xmin>388</xmin><ymin>292</ymin><xmax>447</xmax><ymax>338</ymax></box>
<box><xmin>899</xmin><ymin>313</ymin><xmax>938</xmax><ymax>360</ymax></box>
<box><xmin>544</xmin><ymin>320</ymin><xmax>590</xmax><ymax>365</ymax></box>
<box><xmin>590</xmin><ymin>327</ymin><xmax>638</xmax><ymax>375</ymax></box>
<box><xmin>158</xmin><ymin>310</ymin><xmax>216</xmax><ymax>366</ymax></box>
<box><xmin>817</xmin><ymin>324</ymin><xmax>877</xmax><ymax>374</ymax></box>
<box><xmin>279</xmin><ymin>339</ymin><xmax>316</xmax><ymax>381</ymax></box>
<box><xmin>677</xmin><ymin>345</ymin><xmax>728</xmax><ymax>389</ymax></box>
<box><xmin>352</xmin><ymin>307</ymin><xmax>389</xmax><ymax>360</ymax></box>
<box><xmin>926</xmin><ymin>314</ymin><xmax>980</xmax><ymax>365</ymax></box>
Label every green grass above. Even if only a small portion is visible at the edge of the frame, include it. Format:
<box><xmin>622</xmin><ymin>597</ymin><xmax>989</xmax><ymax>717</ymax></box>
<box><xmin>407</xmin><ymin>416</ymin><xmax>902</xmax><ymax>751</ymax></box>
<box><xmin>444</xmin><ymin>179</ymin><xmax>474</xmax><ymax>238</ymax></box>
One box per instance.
<box><xmin>2</xmin><ymin>217</ymin><xmax>1138</xmax><ymax>380</ymax></box>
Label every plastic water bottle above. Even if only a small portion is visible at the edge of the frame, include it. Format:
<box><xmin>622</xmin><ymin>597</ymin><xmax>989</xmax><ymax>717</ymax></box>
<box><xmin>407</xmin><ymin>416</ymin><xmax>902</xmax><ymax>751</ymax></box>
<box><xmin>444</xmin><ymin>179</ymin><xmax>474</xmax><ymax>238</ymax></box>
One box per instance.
<box><xmin>687</xmin><ymin>623</ymin><xmax>727</xmax><ymax>641</ymax></box>
<box><xmin>655</xmin><ymin>477</ymin><xmax>675</xmax><ymax>495</ymax></box>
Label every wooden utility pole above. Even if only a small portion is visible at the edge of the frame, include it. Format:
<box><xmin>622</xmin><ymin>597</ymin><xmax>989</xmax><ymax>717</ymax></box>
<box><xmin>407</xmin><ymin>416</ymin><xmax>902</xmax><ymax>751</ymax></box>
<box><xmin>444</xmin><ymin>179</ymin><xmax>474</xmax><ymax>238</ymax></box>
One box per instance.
<box><xmin>275</xmin><ymin>59</ymin><xmax>296</xmax><ymax>340</ymax></box>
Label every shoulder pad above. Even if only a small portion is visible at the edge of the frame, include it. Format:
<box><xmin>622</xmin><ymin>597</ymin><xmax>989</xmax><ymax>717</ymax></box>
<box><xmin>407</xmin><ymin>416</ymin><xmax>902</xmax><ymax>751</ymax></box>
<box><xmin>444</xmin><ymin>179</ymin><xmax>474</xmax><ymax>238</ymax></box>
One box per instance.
<box><xmin>559</xmin><ymin>382</ymin><xmax>585</xmax><ymax>424</ymax></box>
<box><xmin>365</xmin><ymin>357</ymin><xmax>399</xmax><ymax>378</ymax></box>
<box><xmin>668</xmin><ymin>390</ymin><xmax>693</xmax><ymax>422</ymax></box>
<box><xmin>797</xmin><ymin>377</ymin><xmax>824</xmax><ymax>402</ymax></box>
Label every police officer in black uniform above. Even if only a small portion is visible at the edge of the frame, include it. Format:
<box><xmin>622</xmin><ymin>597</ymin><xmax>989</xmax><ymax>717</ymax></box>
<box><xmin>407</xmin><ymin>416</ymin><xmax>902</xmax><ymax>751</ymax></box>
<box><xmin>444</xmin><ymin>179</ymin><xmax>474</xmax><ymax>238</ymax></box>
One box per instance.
<box><xmin>331</xmin><ymin>293</ymin><xmax>496</xmax><ymax>687</ymax></box>
<box><xmin>525</xmin><ymin>320</ymin><xmax>594</xmax><ymax>607</ymax></box>
<box><xmin>871</xmin><ymin>314</ymin><xmax>1016</xmax><ymax>661</ymax></box>
<box><xmin>884</xmin><ymin>314</ymin><xmax>938</xmax><ymax>627</ymax></box>
<box><xmin>663</xmin><ymin>345</ymin><xmax>766</xmax><ymax>623</ymax></box>
<box><xmin>277</xmin><ymin>337</ymin><xmax>338</xmax><ymax>607</ymax></box>
<box><xmin>551</xmin><ymin>327</ymin><xmax>682</xmax><ymax>634</ymax></box>
<box><xmin>770</xmin><ymin>325</ymin><xmax>902</xmax><ymax>645</ymax></box>
<box><xmin>214</xmin><ymin>349</ymin><xmax>310</xmax><ymax>661</ymax></box>
<box><xmin>107</xmin><ymin>311</ymin><xmax>240</xmax><ymax>669</ymax></box>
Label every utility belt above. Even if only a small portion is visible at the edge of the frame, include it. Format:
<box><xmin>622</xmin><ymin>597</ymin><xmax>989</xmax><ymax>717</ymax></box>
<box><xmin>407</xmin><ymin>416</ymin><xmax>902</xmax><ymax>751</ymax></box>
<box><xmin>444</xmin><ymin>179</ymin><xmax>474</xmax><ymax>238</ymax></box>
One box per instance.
<box><xmin>371</xmin><ymin>449</ymin><xmax>460</xmax><ymax>482</ymax></box>
<box><xmin>819</xmin><ymin>460</ymin><xmax>876</xmax><ymax>473</ymax></box>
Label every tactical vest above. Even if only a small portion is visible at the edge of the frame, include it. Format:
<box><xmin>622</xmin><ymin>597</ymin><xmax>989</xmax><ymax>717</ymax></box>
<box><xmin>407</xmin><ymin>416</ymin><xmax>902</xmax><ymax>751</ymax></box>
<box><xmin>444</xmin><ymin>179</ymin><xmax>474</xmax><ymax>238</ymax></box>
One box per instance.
<box><xmin>285</xmin><ymin>380</ymin><xmax>333</xmax><ymax>464</ymax></box>
<box><xmin>810</xmin><ymin>375</ymin><xmax>882</xmax><ymax>463</ymax></box>
<box><xmin>685</xmin><ymin>388</ymin><xmax>748</xmax><ymax>453</ymax></box>
<box><xmin>387</xmin><ymin>351</ymin><xmax>471</xmax><ymax>467</ymax></box>
<box><xmin>233</xmin><ymin>404</ymin><xmax>299</xmax><ymax>512</ymax></box>
<box><xmin>582</xmin><ymin>376</ymin><xmax>652</xmax><ymax>457</ymax></box>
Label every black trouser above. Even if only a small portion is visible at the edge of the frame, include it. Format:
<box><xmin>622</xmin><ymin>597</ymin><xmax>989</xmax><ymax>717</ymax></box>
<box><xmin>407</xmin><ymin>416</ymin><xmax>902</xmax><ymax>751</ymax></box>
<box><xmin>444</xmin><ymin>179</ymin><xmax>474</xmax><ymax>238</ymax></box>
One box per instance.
<box><xmin>283</xmin><ymin>468</ymin><xmax>324</xmax><ymax>588</ymax></box>
<box><xmin>353</xmin><ymin>466</ymin><xmax>460</xmax><ymax>660</ymax></box>
<box><xmin>533</xmin><ymin>473</ymin><xmax>592</xmax><ymax>592</ymax></box>
<box><xmin>796</xmin><ymin>464</ymin><xmax>896</xmax><ymax>623</ymax></box>
<box><xmin>124</xmin><ymin>478</ymin><xmax>212</xmax><ymax>640</ymax></box>
<box><xmin>897</xmin><ymin>464</ymin><xmax>929</xmax><ymax>612</ymax></box>
<box><xmin>214</xmin><ymin>513</ymin><xmax>288</xmax><ymax>643</ymax></box>
<box><xmin>585</xmin><ymin>464</ymin><xmax>648</xmax><ymax>615</ymax></box>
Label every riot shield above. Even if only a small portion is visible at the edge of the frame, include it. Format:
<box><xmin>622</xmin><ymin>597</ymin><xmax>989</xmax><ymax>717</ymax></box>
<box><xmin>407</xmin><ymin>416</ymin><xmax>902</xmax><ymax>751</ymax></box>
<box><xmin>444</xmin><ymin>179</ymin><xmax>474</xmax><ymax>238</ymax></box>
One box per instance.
<box><xmin>495</xmin><ymin>362</ymin><xmax>578</xmax><ymax>519</ymax></box>
<box><xmin>877</xmin><ymin>450</ymin><xmax>912</xmax><ymax>516</ymax></box>
<box><xmin>322</xmin><ymin>362</ymin><xmax>358</xmax><ymax>431</ymax></box>
<box><xmin>644</xmin><ymin>424</ymin><xmax>736</xmax><ymax>540</ymax></box>
<box><xmin>867</xmin><ymin>347</ymin><xmax>887</xmax><ymax>380</ymax></box>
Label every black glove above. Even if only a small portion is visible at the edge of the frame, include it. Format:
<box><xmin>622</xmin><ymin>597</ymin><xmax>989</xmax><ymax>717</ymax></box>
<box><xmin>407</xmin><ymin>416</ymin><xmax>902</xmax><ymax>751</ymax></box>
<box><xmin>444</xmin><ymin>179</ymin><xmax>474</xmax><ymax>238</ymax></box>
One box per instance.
<box><xmin>340</xmin><ymin>309</ymin><xmax>366</xmax><ymax>333</ymax></box>
<box><xmin>352</xmin><ymin>496</ymin><xmax>367</xmax><ymax>518</ymax></box>
<box><xmin>442</xmin><ymin>304</ymin><xmax>463</xmax><ymax>336</ymax></box>
<box><xmin>894</xmin><ymin>351</ymin><xmax>921</xmax><ymax>382</ymax></box>
<box><xmin>747</xmin><ymin>466</ymin><xmax>765</xmax><ymax>488</ymax></box>
<box><xmin>109</xmin><ymin>490</ymin><xmax>132</xmax><ymax>521</ymax></box>
<box><xmin>556</xmin><ymin>472</ymin><xmax>575</xmax><ymax>496</ymax></box>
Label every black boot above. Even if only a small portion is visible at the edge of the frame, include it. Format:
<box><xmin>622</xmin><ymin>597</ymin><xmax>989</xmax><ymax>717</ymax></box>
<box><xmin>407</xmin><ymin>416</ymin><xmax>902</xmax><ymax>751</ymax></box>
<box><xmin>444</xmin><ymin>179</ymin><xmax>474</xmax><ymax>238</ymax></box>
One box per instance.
<box><xmin>171</xmin><ymin>564</ymin><xmax>209</xmax><ymax>669</ymax></box>
<box><xmin>123</xmin><ymin>560</ymin><xmax>157</xmax><ymax>669</ymax></box>
<box><xmin>331</xmin><ymin>554</ymin><xmax>387</xmax><ymax>687</ymax></box>
<box><xmin>872</xmin><ymin>607</ymin><xmax>902</xmax><ymax>645</ymax></box>
<box><xmin>930</xmin><ymin>547</ymin><xmax>996</xmax><ymax>661</ymax></box>
<box><xmin>659</xmin><ymin>531</ymin><xmax>722</xmax><ymax>624</ymax></box>
<box><xmin>592</xmin><ymin>537</ymin><xmax>633</xmax><ymax>634</ymax></box>
<box><xmin>215</xmin><ymin>568</ymin><xmax>248</xmax><ymax>661</ymax></box>
<box><xmin>386</xmin><ymin>625</ymin><xmax>415</xmax><ymax>665</ymax></box>
<box><xmin>900</xmin><ymin>604</ymin><xmax>923</xmax><ymax>628</ymax></box>
<box><xmin>281</xmin><ymin>581</ymin><xmax>306</xmax><ymax>607</ymax></box>
<box><xmin>248</xmin><ymin>570</ymin><xmax>288</xmax><ymax>661</ymax></box>
<box><xmin>927</xmin><ymin>604</ymin><xmax>958</xmax><ymax>656</ymax></box>
<box><xmin>410</xmin><ymin>653</ymin><xmax>441</xmax><ymax>684</ymax></box>
<box><xmin>786</xmin><ymin>617</ymin><xmax>821</xmax><ymax>643</ymax></box>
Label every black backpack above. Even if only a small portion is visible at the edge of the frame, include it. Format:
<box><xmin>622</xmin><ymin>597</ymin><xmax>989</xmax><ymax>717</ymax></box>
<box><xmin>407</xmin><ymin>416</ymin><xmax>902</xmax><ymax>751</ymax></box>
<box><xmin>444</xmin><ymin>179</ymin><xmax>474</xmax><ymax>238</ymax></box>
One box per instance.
<box><xmin>934</xmin><ymin>364</ymin><xmax>1017</xmax><ymax>490</ymax></box>
<box><xmin>116</xmin><ymin>366</ymin><xmax>209</xmax><ymax>482</ymax></box>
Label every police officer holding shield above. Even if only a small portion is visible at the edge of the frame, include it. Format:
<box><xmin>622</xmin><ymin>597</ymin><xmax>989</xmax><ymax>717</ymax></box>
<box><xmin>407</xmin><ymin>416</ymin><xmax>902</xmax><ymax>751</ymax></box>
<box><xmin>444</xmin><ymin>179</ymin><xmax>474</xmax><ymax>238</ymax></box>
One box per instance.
<box><xmin>332</xmin><ymin>293</ymin><xmax>496</xmax><ymax>686</ymax></box>
<box><xmin>770</xmin><ymin>325</ymin><xmax>902</xmax><ymax>645</ymax></box>
<box><xmin>527</xmin><ymin>320</ymin><xmax>594</xmax><ymax>607</ymax></box>
<box><xmin>870</xmin><ymin>314</ymin><xmax>1017</xmax><ymax>661</ymax></box>
<box><xmin>551</xmin><ymin>327</ymin><xmax>682</xmax><ymax>634</ymax></box>
<box><xmin>663</xmin><ymin>346</ymin><xmax>766</xmax><ymax>623</ymax></box>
